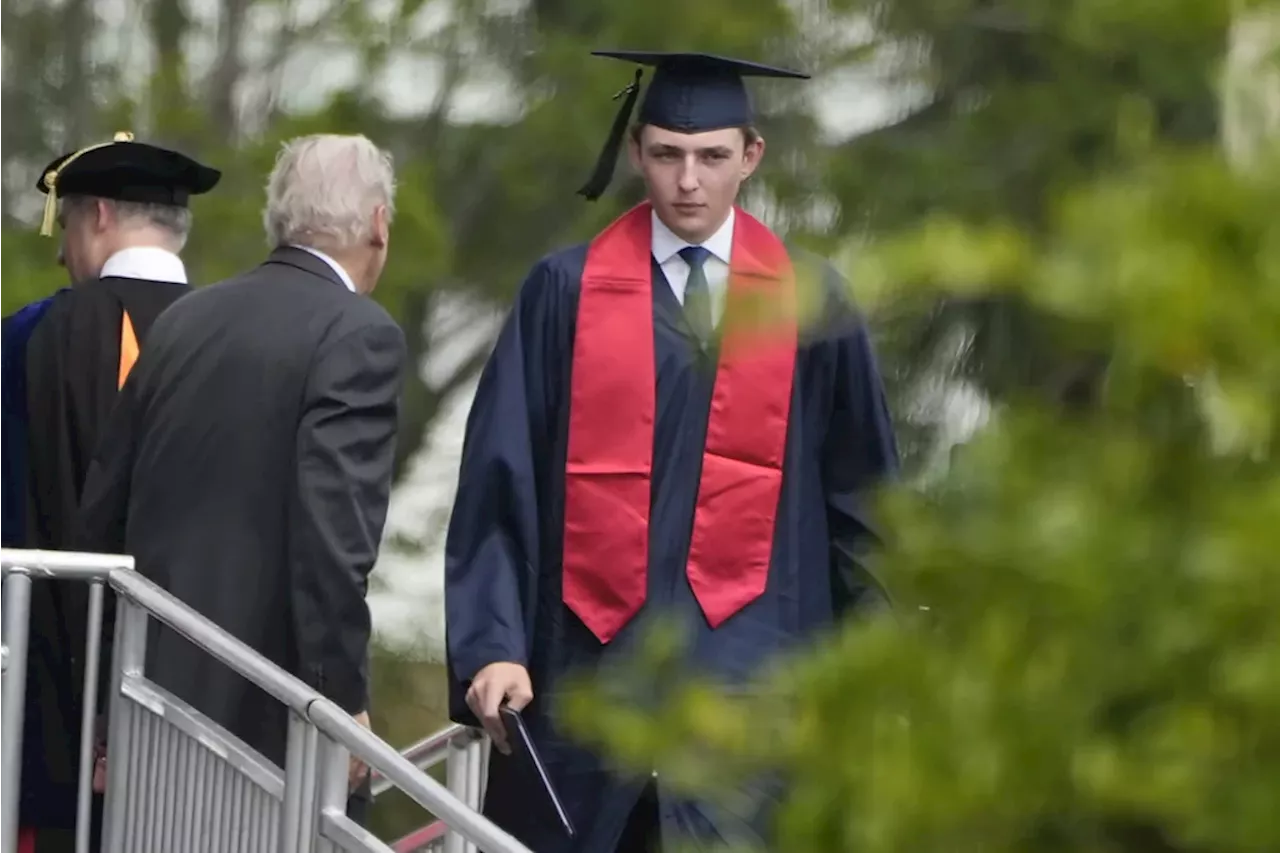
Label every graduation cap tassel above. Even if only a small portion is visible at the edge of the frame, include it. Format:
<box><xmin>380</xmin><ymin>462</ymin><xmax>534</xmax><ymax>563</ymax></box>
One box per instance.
<box><xmin>576</xmin><ymin>69</ymin><xmax>644</xmax><ymax>201</ymax></box>
<box><xmin>40</xmin><ymin>174</ymin><xmax>59</xmax><ymax>237</ymax></box>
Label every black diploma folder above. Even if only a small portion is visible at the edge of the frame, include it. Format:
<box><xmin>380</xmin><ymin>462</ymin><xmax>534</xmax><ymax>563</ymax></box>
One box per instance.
<box><xmin>498</xmin><ymin>704</ymin><xmax>576</xmax><ymax>839</ymax></box>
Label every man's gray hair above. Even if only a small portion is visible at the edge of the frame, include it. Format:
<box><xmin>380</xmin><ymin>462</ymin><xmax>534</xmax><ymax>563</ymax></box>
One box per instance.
<box><xmin>63</xmin><ymin>195</ymin><xmax>192</xmax><ymax>250</ymax></box>
<box><xmin>262</xmin><ymin>134</ymin><xmax>396</xmax><ymax>251</ymax></box>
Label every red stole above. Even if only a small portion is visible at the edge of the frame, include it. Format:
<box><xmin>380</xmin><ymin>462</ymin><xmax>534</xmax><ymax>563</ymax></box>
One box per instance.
<box><xmin>562</xmin><ymin>202</ymin><xmax>797</xmax><ymax>643</ymax></box>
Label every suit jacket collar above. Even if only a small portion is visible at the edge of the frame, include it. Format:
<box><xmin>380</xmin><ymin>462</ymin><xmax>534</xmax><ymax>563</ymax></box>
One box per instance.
<box><xmin>264</xmin><ymin>245</ymin><xmax>347</xmax><ymax>289</ymax></box>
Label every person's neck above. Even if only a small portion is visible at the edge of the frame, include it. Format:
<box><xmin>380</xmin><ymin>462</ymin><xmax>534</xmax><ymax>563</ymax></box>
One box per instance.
<box><xmin>314</xmin><ymin>245</ymin><xmax>368</xmax><ymax>294</ymax></box>
<box><xmin>104</xmin><ymin>233</ymin><xmax>179</xmax><ymax>258</ymax></box>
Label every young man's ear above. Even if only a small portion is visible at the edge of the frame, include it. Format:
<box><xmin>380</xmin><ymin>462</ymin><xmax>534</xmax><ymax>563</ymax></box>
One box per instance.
<box><xmin>741</xmin><ymin>133</ymin><xmax>766</xmax><ymax>180</ymax></box>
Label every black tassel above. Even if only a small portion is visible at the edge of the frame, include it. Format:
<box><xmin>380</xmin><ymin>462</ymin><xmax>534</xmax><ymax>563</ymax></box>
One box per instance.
<box><xmin>577</xmin><ymin>69</ymin><xmax>644</xmax><ymax>201</ymax></box>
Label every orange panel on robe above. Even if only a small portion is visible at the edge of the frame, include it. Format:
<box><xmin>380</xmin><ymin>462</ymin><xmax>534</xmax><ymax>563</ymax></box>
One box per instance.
<box><xmin>118</xmin><ymin>309</ymin><xmax>139</xmax><ymax>390</ymax></box>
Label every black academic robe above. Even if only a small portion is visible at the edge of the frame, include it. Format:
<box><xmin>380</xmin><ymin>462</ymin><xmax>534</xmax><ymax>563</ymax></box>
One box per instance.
<box><xmin>444</xmin><ymin>244</ymin><xmax>899</xmax><ymax>853</ymax></box>
<box><xmin>75</xmin><ymin>248</ymin><xmax>406</xmax><ymax>822</ymax></box>
<box><xmin>1</xmin><ymin>275</ymin><xmax>190</xmax><ymax>834</ymax></box>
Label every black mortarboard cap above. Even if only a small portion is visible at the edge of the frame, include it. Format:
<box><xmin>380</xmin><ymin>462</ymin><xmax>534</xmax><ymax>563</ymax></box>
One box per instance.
<box><xmin>577</xmin><ymin>51</ymin><xmax>809</xmax><ymax>201</ymax></box>
<box><xmin>36</xmin><ymin>131</ymin><xmax>222</xmax><ymax>236</ymax></box>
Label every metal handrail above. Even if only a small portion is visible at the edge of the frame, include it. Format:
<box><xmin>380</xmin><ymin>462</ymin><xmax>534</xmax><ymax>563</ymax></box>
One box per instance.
<box><xmin>309</xmin><ymin>705</ymin><xmax>513</xmax><ymax>853</ymax></box>
<box><xmin>1</xmin><ymin>549</ymin><xmax>529</xmax><ymax>853</ymax></box>
<box><xmin>109</xmin><ymin>569</ymin><xmax>319</xmax><ymax>712</ymax></box>
<box><xmin>374</xmin><ymin>724</ymin><xmax>488</xmax><ymax>852</ymax></box>
<box><xmin>370</xmin><ymin>724</ymin><xmax>478</xmax><ymax>797</ymax></box>
<box><xmin>108</xmin><ymin>567</ymin><xmax>527</xmax><ymax>852</ymax></box>
<box><xmin>0</xmin><ymin>548</ymin><xmax>133</xmax><ymax>578</ymax></box>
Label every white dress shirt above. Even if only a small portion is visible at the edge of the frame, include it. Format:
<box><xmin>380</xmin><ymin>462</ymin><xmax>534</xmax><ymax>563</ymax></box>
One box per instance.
<box><xmin>99</xmin><ymin>246</ymin><xmax>187</xmax><ymax>284</ymax></box>
<box><xmin>651</xmin><ymin>207</ymin><xmax>734</xmax><ymax>327</ymax></box>
<box><xmin>293</xmin><ymin>245</ymin><xmax>358</xmax><ymax>293</ymax></box>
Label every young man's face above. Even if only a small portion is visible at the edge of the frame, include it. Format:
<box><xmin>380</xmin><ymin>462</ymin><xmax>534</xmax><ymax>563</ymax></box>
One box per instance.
<box><xmin>629</xmin><ymin>125</ymin><xmax>765</xmax><ymax>244</ymax></box>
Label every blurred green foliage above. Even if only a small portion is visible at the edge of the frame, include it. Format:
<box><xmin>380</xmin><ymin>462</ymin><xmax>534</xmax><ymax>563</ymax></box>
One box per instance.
<box><xmin>820</xmin><ymin>0</ymin><xmax>1234</xmax><ymax>470</ymax></box>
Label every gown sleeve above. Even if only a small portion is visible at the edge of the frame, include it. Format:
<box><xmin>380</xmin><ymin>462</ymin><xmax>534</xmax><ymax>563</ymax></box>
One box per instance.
<box><xmin>1</xmin><ymin>312</ymin><xmax>26</xmax><ymax>547</ymax></box>
<box><xmin>445</xmin><ymin>257</ymin><xmax>565</xmax><ymax>725</ymax></box>
<box><xmin>2</xmin><ymin>296</ymin><xmax>56</xmax><ymax>547</ymax></box>
<box><xmin>819</xmin><ymin>263</ymin><xmax>901</xmax><ymax>618</ymax></box>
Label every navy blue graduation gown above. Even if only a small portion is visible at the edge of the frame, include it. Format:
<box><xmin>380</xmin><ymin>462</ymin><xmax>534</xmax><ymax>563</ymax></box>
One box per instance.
<box><xmin>444</xmin><ymin>243</ymin><xmax>898</xmax><ymax>853</ymax></box>
<box><xmin>1</xmin><ymin>276</ymin><xmax>190</xmax><ymax>833</ymax></box>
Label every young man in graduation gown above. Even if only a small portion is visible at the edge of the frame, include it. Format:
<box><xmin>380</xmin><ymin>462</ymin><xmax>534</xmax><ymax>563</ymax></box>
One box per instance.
<box><xmin>1</xmin><ymin>133</ymin><xmax>220</xmax><ymax>853</ymax></box>
<box><xmin>75</xmin><ymin>133</ymin><xmax>405</xmax><ymax>828</ymax></box>
<box><xmin>444</xmin><ymin>51</ymin><xmax>900</xmax><ymax>853</ymax></box>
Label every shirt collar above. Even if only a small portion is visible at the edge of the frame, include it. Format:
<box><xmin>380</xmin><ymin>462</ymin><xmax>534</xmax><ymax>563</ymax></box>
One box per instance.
<box><xmin>293</xmin><ymin>245</ymin><xmax>358</xmax><ymax>293</ymax></box>
<box><xmin>651</xmin><ymin>207</ymin><xmax>735</xmax><ymax>266</ymax></box>
<box><xmin>99</xmin><ymin>246</ymin><xmax>187</xmax><ymax>284</ymax></box>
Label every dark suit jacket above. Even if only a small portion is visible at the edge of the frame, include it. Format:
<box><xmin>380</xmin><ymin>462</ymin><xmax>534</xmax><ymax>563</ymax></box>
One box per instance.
<box><xmin>77</xmin><ymin>247</ymin><xmax>406</xmax><ymax>775</ymax></box>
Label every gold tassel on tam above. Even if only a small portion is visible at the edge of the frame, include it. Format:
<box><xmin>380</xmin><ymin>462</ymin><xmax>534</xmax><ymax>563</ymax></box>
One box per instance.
<box><xmin>39</xmin><ymin>131</ymin><xmax>135</xmax><ymax>237</ymax></box>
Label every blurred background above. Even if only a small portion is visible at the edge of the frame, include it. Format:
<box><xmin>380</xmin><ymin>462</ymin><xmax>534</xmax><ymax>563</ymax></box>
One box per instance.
<box><xmin>4</xmin><ymin>0</ymin><xmax>1278</xmax><ymax>846</ymax></box>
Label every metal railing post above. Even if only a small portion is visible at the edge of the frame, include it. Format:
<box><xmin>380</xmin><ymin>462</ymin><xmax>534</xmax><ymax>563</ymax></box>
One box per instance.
<box><xmin>1</xmin><ymin>568</ymin><xmax>34</xmax><ymax>853</ymax></box>
<box><xmin>473</xmin><ymin>732</ymin><xmax>486</xmax><ymax>809</ymax></box>
<box><xmin>444</xmin><ymin>738</ymin><xmax>469</xmax><ymax>853</ymax></box>
<box><xmin>313</xmin><ymin>731</ymin><xmax>352</xmax><ymax>846</ymax></box>
<box><xmin>464</xmin><ymin>738</ymin><xmax>484</xmax><ymax>853</ymax></box>
<box><xmin>280</xmin><ymin>711</ymin><xmax>320</xmax><ymax>853</ymax></box>
<box><xmin>102</xmin><ymin>598</ymin><xmax>149</xmax><ymax>853</ymax></box>
<box><xmin>75</xmin><ymin>580</ymin><xmax>106</xmax><ymax>853</ymax></box>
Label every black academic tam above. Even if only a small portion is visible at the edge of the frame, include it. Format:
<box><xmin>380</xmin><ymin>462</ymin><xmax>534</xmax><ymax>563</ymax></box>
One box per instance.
<box><xmin>36</xmin><ymin>131</ymin><xmax>220</xmax><ymax>235</ymax></box>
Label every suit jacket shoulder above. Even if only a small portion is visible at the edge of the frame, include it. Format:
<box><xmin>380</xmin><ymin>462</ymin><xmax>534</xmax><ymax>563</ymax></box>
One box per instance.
<box><xmin>322</xmin><ymin>287</ymin><xmax>401</xmax><ymax>344</ymax></box>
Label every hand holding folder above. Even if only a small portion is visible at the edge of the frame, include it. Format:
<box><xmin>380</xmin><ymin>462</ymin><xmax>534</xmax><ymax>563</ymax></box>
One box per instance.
<box><xmin>466</xmin><ymin>661</ymin><xmax>533</xmax><ymax>753</ymax></box>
